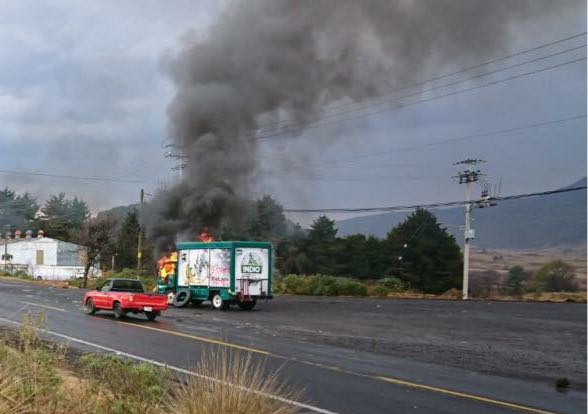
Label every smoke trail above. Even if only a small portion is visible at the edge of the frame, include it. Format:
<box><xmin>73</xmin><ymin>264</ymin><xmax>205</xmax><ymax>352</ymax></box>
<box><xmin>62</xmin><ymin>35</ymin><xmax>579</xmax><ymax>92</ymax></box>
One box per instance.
<box><xmin>147</xmin><ymin>0</ymin><xmax>559</xmax><ymax>250</ymax></box>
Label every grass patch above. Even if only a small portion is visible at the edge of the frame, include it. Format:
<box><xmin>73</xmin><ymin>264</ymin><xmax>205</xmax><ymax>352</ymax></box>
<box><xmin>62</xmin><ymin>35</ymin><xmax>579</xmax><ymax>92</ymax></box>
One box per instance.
<box><xmin>169</xmin><ymin>347</ymin><xmax>300</xmax><ymax>414</ymax></box>
<box><xmin>0</xmin><ymin>312</ymin><xmax>302</xmax><ymax>414</ymax></box>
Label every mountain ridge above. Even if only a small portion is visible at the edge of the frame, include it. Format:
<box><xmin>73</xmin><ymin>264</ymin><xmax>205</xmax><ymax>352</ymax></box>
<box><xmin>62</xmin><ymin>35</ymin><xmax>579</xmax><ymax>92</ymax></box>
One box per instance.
<box><xmin>336</xmin><ymin>178</ymin><xmax>587</xmax><ymax>249</ymax></box>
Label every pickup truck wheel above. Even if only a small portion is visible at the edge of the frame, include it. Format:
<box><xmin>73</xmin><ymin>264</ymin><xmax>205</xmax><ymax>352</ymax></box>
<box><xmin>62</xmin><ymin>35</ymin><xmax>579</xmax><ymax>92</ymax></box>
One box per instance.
<box><xmin>146</xmin><ymin>311</ymin><xmax>159</xmax><ymax>321</ymax></box>
<box><xmin>211</xmin><ymin>294</ymin><xmax>229</xmax><ymax>311</ymax></box>
<box><xmin>238</xmin><ymin>300</ymin><xmax>256</xmax><ymax>311</ymax></box>
<box><xmin>84</xmin><ymin>298</ymin><xmax>96</xmax><ymax>315</ymax></box>
<box><xmin>113</xmin><ymin>302</ymin><xmax>126</xmax><ymax>319</ymax></box>
<box><xmin>173</xmin><ymin>289</ymin><xmax>191</xmax><ymax>308</ymax></box>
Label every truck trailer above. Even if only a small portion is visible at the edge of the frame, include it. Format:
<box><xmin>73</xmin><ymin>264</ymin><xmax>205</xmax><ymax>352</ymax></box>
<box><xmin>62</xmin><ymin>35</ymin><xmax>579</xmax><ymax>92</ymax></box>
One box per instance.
<box><xmin>156</xmin><ymin>241</ymin><xmax>273</xmax><ymax>310</ymax></box>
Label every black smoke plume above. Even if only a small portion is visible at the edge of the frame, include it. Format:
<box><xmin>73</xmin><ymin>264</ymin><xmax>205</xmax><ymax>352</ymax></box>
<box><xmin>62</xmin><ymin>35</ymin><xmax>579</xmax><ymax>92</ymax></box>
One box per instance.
<box><xmin>146</xmin><ymin>0</ymin><xmax>558</xmax><ymax>251</ymax></box>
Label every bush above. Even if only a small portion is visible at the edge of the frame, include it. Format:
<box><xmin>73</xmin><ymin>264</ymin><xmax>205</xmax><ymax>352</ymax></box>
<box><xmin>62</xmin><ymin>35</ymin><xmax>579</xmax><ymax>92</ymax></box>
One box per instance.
<box><xmin>372</xmin><ymin>285</ymin><xmax>390</xmax><ymax>297</ymax></box>
<box><xmin>79</xmin><ymin>353</ymin><xmax>167</xmax><ymax>413</ymax></box>
<box><xmin>280</xmin><ymin>274</ymin><xmax>368</xmax><ymax>297</ymax></box>
<box><xmin>532</xmin><ymin>260</ymin><xmax>579</xmax><ymax>292</ymax></box>
<box><xmin>377</xmin><ymin>277</ymin><xmax>406</xmax><ymax>292</ymax></box>
<box><xmin>506</xmin><ymin>265</ymin><xmax>526</xmax><ymax>295</ymax></box>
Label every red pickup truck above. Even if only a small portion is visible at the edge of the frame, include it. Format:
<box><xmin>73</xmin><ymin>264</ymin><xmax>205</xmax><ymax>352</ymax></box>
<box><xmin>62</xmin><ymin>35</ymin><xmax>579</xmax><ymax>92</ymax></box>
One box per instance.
<box><xmin>83</xmin><ymin>278</ymin><xmax>168</xmax><ymax>321</ymax></box>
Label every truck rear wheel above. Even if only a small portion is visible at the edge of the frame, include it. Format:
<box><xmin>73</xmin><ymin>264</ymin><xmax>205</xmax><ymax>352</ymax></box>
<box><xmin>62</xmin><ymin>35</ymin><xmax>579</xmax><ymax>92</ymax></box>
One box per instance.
<box><xmin>146</xmin><ymin>311</ymin><xmax>159</xmax><ymax>321</ymax></box>
<box><xmin>238</xmin><ymin>300</ymin><xmax>256</xmax><ymax>311</ymax></box>
<box><xmin>84</xmin><ymin>298</ymin><xmax>96</xmax><ymax>315</ymax></box>
<box><xmin>173</xmin><ymin>289</ymin><xmax>191</xmax><ymax>307</ymax></box>
<box><xmin>113</xmin><ymin>302</ymin><xmax>126</xmax><ymax>319</ymax></box>
<box><xmin>211</xmin><ymin>294</ymin><xmax>229</xmax><ymax>311</ymax></box>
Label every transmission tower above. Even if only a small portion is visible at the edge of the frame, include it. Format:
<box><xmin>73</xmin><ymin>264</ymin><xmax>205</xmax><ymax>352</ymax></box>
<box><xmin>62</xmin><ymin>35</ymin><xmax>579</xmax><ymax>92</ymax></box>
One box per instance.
<box><xmin>163</xmin><ymin>144</ymin><xmax>188</xmax><ymax>181</ymax></box>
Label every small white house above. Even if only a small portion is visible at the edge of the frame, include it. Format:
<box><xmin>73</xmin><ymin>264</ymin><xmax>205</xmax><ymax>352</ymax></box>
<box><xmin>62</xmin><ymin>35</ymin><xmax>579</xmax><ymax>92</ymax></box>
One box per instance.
<box><xmin>2</xmin><ymin>231</ymin><xmax>100</xmax><ymax>280</ymax></box>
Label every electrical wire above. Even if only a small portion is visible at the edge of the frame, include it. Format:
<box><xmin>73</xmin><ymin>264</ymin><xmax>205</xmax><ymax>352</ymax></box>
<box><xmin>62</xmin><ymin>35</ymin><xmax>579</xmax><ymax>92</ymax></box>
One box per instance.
<box><xmin>251</xmin><ymin>32</ymin><xmax>587</xmax><ymax>136</ymax></box>
<box><xmin>261</xmin><ymin>113</ymin><xmax>587</xmax><ymax>171</ymax></box>
<box><xmin>0</xmin><ymin>169</ymin><xmax>150</xmax><ymax>185</ymax></box>
<box><xmin>283</xmin><ymin>185</ymin><xmax>587</xmax><ymax>213</ymax></box>
<box><xmin>255</xmin><ymin>56</ymin><xmax>587</xmax><ymax>141</ymax></box>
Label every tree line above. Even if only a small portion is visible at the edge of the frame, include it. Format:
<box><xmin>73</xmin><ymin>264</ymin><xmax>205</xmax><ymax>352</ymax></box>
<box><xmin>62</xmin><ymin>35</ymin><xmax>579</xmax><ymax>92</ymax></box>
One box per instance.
<box><xmin>2</xmin><ymin>189</ymin><xmax>464</xmax><ymax>292</ymax></box>
<box><xmin>8</xmin><ymin>189</ymin><xmax>576</xmax><ymax>296</ymax></box>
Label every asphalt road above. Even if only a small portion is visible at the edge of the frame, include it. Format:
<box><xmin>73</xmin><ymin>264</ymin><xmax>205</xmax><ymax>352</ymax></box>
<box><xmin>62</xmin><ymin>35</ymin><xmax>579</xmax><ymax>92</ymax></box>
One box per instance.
<box><xmin>0</xmin><ymin>279</ymin><xmax>585</xmax><ymax>414</ymax></box>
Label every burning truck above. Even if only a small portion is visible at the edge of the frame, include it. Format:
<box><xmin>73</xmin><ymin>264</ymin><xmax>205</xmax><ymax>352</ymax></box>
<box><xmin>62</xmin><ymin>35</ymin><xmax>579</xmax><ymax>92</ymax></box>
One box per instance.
<box><xmin>156</xmin><ymin>235</ymin><xmax>273</xmax><ymax>311</ymax></box>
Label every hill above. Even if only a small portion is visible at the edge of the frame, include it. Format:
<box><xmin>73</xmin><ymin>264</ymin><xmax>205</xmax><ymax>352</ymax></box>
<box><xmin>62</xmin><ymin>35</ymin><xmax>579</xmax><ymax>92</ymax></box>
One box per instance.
<box><xmin>336</xmin><ymin>178</ymin><xmax>587</xmax><ymax>250</ymax></box>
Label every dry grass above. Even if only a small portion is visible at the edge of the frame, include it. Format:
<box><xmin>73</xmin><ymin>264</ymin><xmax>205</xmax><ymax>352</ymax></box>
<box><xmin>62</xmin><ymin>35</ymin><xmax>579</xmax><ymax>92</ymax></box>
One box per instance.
<box><xmin>169</xmin><ymin>347</ymin><xmax>301</xmax><ymax>414</ymax></box>
<box><xmin>470</xmin><ymin>246</ymin><xmax>587</xmax><ymax>290</ymax></box>
<box><xmin>0</xmin><ymin>313</ymin><xmax>302</xmax><ymax>414</ymax></box>
<box><xmin>484</xmin><ymin>291</ymin><xmax>588</xmax><ymax>303</ymax></box>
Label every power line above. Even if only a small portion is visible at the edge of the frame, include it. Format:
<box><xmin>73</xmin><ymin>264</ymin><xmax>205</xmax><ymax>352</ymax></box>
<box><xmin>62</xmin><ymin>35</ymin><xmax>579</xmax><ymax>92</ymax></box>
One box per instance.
<box><xmin>255</xmin><ymin>55</ymin><xmax>586</xmax><ymax>141</ymax></box>
<box><xmin>252</xmin><ymin>32</ymin><xmax>587</xmax><ymax>136</ymax></box>
<box><xmin>283</xmin><ymin>185</ymin><xmax>587</xmax><ymax>213</ymax></box>
<box><xmin>263</xmin><ymin>113</ymin><xmax>587</xmax><ymax>170</ymax></box>
<box><xmin>0</xmin><ymin>169</ymin><xmax>149</xmax><ymax>185</ymax></box>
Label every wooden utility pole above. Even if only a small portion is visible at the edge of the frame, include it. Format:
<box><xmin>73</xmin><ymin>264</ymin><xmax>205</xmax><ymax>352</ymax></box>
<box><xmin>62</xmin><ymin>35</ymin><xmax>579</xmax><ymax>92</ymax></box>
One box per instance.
<box><xmin>136</xmin><ymin>188</ymin><xmax>144</xmax><ymax>277</ymax></box>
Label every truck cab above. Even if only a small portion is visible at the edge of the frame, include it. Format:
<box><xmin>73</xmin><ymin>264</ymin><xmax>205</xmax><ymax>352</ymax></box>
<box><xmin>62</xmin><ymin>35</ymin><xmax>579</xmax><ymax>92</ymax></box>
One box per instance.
<box><xmin>157</xmin><ymin>241</ymin><xmax>273</xmax><ymax>310</ymax></box>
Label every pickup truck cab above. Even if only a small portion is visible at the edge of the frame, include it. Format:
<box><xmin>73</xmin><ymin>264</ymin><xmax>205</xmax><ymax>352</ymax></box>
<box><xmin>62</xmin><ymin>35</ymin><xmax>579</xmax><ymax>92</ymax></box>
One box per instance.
<box><xmin>83</xmin><ymin>278</ymin><xmax>168</xmax><ymax>321</ymax></box>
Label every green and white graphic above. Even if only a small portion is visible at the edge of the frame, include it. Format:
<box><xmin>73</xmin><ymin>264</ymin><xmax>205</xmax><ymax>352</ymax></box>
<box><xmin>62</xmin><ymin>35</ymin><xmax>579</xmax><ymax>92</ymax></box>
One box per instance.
<box><xmin>241</xmin><ymin>252</ymin><xmax>263</xmax><ymax>274</ymax></box>
<box><xmin>236</xmin><ymin>248</ymin><xmax>269</xmax><ymax>296</ymax></box>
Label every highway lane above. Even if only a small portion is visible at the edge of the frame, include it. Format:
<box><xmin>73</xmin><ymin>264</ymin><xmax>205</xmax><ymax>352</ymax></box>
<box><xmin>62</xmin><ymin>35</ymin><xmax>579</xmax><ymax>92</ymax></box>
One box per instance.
<box><xmin>0</xmin><ymin>279</ymin><xmax>584</xmax><ymax>414</ymax></box>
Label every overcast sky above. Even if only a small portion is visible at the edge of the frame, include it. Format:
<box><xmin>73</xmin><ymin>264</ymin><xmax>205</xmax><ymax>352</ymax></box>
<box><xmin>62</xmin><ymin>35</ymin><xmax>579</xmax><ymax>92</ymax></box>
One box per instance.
<box><xmin>0</xmin><ymin>1</ymin><xmax>585</xmax><ymax>225</ymax></box>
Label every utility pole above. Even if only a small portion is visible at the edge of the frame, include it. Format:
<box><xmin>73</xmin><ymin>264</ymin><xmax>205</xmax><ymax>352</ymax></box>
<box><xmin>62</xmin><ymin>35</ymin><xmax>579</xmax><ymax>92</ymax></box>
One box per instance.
<box><xmin>3</xmin><ymin>225</ymin><xmax>9</xmax><ymax>273</ymax></box>
<box><xmin>454</xmin><ymin>159</ymin><xmax>484</xmax><ymax>300</ymax></box>
<box><xmin>136</xmin><ymin>188</ymin><xmax>144</xmax><ymax>277</ymax></box>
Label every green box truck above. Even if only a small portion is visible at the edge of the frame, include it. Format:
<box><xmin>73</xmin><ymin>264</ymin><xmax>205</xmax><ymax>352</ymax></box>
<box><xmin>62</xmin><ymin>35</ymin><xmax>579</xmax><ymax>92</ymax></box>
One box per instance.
<box><xmin>156</xmin><ymin>241</ymin><xmax>273</xmax><ymax>310</ymax></box>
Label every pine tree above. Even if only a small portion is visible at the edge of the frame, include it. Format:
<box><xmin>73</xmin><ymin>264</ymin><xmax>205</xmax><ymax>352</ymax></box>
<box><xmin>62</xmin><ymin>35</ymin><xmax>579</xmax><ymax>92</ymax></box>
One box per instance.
<box><xmin>305</xmin><ymin>215</ymin><xmax>339</xmax><ymax>274</ymax></box>
<box><xmin>115</xmin><ymin>209</ymin><xmax>140</xmax><ymax>270</ymax></box>
<box><xmin>385</xmin><ymin>209</ymin><xmax>462</xmax><ymax>293</ymax></box>
<box><xmin>0</xmin><ymin>188</ymin><xmax>39</xmax><ymax>231</ymax></box>
<box><xmin>247</xmin><ymin>195</ymin><xmax>287</xmax><ymax>242</ymax></box>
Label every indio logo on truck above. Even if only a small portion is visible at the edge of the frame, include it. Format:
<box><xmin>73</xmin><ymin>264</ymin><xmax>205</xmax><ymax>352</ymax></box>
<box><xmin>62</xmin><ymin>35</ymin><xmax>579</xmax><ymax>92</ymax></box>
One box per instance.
<box><xmin>241</xmin><ymin>252</ymin><xmax>263</xmax><ymax>274</ymax></box>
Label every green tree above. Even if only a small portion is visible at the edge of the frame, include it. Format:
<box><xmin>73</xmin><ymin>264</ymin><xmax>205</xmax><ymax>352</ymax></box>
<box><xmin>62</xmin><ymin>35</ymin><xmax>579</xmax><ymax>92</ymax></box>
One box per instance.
<box><xmin>385</xmin><ymin>209</ymin><xmax>462</xmax><ymax>293</ymax></box>
<box><xmin>305</xmin><ymin>215</ymin><xmax>338</xmax><ymax>274</ymax></box>
<box><xmin>308</xmin><ymin>215</ymin><xmax>337</xmax><ymax>243</ymax></box>
<box><xmin>114</xmin><ymin>209</ymin><xmax>140</xmax><ymax>270</ymax></box>
<box><xmin>0</xmin><ymin>188</ymin><xmax>39</xmax><ymax>231</ymax></box>
<box><xmin>247</xmin><ymin>195</ymin><xmax>287</xmax><ymax>242</ymax></box>
<box><xmin>335</xmin><ymin>235</ymin><xmax>387</xmax><ymax>279</ymax></box>
<box><xmin>276</xmin><ymin>241</ymin><xmax>310</xmax><ymax>275</ymax></box>
<box><xmin>506</xmin><ymin>265</ymin><xmax>526</xmax><ymax>295</ymax></box>
<box><xmin>532</xmin><ymin>260</ymin><xmax>579</xmax><ymax>292</ymax></box>
<box><xmin>38</xmin><ymin>193</ymin><xmax>89</xmax><ymax>240</ymax></box>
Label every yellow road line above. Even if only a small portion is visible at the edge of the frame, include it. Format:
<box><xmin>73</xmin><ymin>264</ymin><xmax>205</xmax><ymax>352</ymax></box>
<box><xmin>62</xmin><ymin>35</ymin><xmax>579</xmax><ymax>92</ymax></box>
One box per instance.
<box><xmin>117</xmin><ymin>321</ymin><xmax>270</xmax><ymax>356</ymax></box>
<box><xmin>374</xmin><ymin>376</ymin><xmax>558</xmax><ymax>414</ymax></box>
<box><xmin>116</xmin><ymin>321</ymin><xmax>558</xmax><ymax>414</ymax></box>
<box><xmin>22</xmin><ymin>301</ymin><xmax>66</xmax><ymax>312</ymax></box>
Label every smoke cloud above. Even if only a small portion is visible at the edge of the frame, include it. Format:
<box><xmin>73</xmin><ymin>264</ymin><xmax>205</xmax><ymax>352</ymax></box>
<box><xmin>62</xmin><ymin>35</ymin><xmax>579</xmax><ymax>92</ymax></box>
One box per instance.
<box><xmin>147</xmin><ymin>0</ymin><xmax>556</xmax><ymax>250</ymax></box>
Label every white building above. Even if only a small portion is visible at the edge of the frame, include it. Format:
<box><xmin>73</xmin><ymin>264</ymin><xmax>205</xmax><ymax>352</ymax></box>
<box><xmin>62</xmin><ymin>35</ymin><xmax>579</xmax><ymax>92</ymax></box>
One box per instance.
<box><xmin>2</xmin><ymin>231</ymin><xmax>100</xmax><ymax>280</ymax></box>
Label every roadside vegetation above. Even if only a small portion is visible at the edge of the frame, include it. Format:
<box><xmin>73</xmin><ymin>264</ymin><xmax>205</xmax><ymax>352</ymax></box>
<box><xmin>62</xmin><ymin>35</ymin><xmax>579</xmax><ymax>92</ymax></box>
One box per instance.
<box><xmin>2</xmin><ymin>187</ymin><xmax>583</xmax><ymax>303</ymax></box>
<box><xmin>0</xmin><ymin>312</ymin><xmax>300</xmax><ymax>414</ymax></box>
<box><xmin>275</xmin><ymin>260</ymin><xmax>585</xmax><ymax>302</ymax></box>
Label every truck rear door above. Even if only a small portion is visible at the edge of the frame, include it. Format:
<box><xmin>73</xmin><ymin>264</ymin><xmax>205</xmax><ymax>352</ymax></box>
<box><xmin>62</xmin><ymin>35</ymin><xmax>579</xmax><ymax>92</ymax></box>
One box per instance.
<box><xmin>235</xmin><ymin>247</ymin><xmax>270</xmax><ymax>297</ymax></box>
